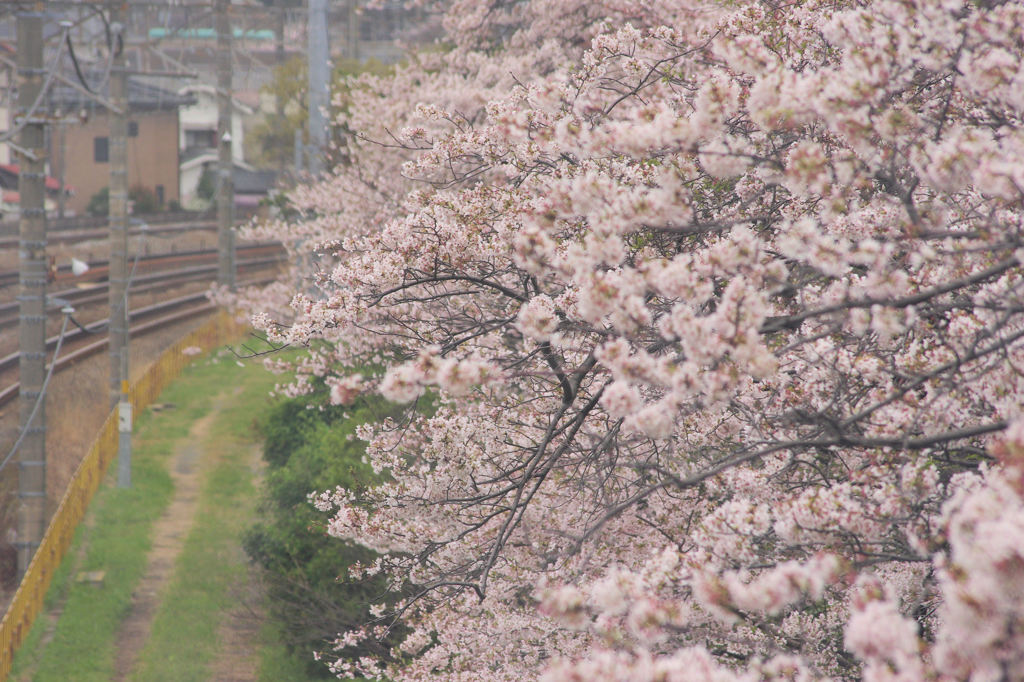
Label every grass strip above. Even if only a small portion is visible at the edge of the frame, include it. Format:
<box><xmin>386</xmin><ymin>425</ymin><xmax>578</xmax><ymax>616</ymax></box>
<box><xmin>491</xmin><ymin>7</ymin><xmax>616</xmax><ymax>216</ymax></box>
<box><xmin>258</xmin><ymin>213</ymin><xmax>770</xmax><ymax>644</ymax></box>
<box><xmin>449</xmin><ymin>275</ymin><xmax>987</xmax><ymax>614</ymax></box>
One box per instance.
<box><xmin>9</xmin><ymin>352</ymin><xmax>267</xmax><ymax>680</ymax></box>
<box><xmin>7</xmin><ymin>522</ymin><xmax>85</xmax><ymax>679</ymax></box>
<box><xmin>128</xmin><ymin>357</ymin><xmax>277</xmax><ymax>681</ymax></box>
<box><xmin>10</xmin><ymin>348</ymin><xmax>333</xmax><ymax>680</ymax></box>
<box><xmin>10</xmin><ymin>369</ymin><xmax>205</xmax><ymax>681</ymax></box>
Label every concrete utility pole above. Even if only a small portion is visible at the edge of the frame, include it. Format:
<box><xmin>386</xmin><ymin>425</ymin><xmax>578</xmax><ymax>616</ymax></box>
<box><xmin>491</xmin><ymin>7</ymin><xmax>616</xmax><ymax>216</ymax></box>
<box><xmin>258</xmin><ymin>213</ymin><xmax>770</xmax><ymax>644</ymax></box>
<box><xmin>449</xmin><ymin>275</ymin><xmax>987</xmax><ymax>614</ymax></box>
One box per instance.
<box><xmin>346</xmin><ymin>0</ymin><xmax>359</xmax><ymax>62</ymax></box>
<box><xmin>15</xmin><ymin>2</ymin><xmax>47</xmax><ymax>577</ymax></box>
<box><xmin>307</xmin><ymin>0</ymin><xmax>329</xmax><ymax>176</ymax></box>
<box><xmin>216</xmin><ymin>0</ymin><xmax>235</xmax><ymax>289</ymax></box>
<box><xmin>108</xmin><ymin>1</ymin><xmax>131</xmax><ymax>487</ymax></box>
<box><xmin>275</xmin><ymin>0</ymin><xmax>287</xmax><ymax>173</ymax></box>
<box><xmin>56</xmin><ymin>114</ymin><xmax>66</xmax><ymax>219</ymax></box>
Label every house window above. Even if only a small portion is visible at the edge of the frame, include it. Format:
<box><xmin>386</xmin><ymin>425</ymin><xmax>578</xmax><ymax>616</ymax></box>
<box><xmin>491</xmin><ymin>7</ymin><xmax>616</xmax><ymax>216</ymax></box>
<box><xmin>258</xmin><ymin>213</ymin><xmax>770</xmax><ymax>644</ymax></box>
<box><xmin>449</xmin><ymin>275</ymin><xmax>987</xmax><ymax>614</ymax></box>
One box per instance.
<box><xmin>94</xmin><ymin>136</ymin><xmax>109</xmax><ymax>163</ymax></box>
<box><xmin>128</xmin><ymin>121</ymin><xmax>139</xmax><ymax>137</ymax></box>
<box><xmin>184</xmin><ymin>129</ymin><xmax>216</xmax><ymax>149</ymax></box>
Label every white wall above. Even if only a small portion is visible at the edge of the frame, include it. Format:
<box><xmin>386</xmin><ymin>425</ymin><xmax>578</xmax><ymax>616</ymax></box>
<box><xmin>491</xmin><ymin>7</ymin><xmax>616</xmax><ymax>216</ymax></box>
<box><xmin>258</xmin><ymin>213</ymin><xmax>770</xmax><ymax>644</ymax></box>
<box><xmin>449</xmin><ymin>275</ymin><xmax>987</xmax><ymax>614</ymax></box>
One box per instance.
<box><xmin>178</xmin><ymin>87</ymin><xmax>247</xmax><ymax>162</ymax></box>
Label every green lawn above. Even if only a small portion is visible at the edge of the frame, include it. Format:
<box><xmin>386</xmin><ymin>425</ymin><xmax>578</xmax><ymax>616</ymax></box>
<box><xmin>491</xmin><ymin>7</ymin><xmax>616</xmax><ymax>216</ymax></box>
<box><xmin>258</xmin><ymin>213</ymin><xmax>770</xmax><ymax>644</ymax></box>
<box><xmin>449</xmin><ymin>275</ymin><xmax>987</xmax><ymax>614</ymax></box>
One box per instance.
<box><xmin>10</xmin><ymin>348</ymin><xmax>329</xmax><ymax>681</ymax></box>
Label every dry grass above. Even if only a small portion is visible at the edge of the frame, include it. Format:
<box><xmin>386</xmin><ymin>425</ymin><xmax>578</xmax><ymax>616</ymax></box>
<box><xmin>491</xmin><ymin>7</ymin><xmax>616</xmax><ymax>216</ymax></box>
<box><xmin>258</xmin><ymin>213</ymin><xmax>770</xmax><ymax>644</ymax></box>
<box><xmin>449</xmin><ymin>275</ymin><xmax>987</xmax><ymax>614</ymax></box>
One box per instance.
<box><xmin>44</xmin><ymin>313</ymin><xmax>215</xmax><ymax>512</ymax></box>
<box><xmin>0</xmin><ymin>312</ymin><xmax>217</xmax><ymax>611</ymax></box>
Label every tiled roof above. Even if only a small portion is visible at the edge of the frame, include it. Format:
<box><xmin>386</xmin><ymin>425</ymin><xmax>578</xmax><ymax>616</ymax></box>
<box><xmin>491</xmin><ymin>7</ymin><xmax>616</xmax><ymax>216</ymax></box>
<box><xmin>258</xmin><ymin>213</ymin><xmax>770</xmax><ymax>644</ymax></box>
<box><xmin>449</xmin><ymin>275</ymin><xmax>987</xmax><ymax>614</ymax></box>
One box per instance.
<box><xmin>234</xmin><ymin>167</ymin><xmax>278</xmax><ymax>194</ymax></box>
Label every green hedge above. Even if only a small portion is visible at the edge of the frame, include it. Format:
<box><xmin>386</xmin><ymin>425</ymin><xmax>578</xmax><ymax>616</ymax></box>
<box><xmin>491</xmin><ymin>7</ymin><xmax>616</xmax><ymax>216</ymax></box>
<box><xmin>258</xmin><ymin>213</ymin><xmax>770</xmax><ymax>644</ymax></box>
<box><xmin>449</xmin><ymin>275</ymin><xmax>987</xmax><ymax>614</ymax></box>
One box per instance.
<box><xmin>245</xmin><ymin>392</ymin><xmax>403</xmax><ymax>676</ymax></box>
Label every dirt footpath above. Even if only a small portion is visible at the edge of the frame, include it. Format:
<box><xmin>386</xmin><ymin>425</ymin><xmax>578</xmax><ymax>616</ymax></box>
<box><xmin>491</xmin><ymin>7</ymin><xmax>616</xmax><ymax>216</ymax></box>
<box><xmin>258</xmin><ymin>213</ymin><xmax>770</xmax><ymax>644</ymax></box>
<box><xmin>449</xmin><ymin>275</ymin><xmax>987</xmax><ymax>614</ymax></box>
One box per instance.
<box><xmin>113</xmin><ymin>413</ymin><xmax>211</xmax><ymax>680</ymax></box>
<box><xmin>114</xmin><ymin>387</ymin><xmax>266</xmax><ymax>679</ymax></box>
<box><xmin>112</xmin><ymin>392</ymin><xmax>264</xmax><ymax>681</ymax></box>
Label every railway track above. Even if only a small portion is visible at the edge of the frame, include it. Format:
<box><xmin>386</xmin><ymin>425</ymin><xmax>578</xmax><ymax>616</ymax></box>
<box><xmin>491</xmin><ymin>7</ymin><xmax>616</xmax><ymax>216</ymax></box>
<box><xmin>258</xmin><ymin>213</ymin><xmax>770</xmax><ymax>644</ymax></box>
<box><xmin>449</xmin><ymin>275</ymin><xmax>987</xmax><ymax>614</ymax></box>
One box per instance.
<box><xmin>0</xmin><ymin>251</ymin><xmax>283</xmax><ymax>330</ymax></box>
<box><xmin>0</xmin><ymin>235</ymin><xmax>289</xmax><ymax>410</ymax></box>
<box><xmin>0</xmin><ymin>273</ymin><xmax>276</xmax><ymax>410</ymax></box>
<box><xmin>0</xmin><ymin>242</ymin><xmax>282</xmax><ymax>290</ymax></box>
<box><xmin>0</xmin><ymin>219</ymin><xmax>218</xmax><ymax>250</ymax></box>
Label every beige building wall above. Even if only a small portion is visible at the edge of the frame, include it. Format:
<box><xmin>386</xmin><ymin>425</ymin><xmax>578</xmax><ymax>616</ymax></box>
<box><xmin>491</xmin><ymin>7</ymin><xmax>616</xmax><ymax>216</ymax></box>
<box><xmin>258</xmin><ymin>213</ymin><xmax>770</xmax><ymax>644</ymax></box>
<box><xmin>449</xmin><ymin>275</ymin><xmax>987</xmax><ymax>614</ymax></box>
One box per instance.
<box><xmin>55</xmin><ymin>110</ymin><xmax>181</xmax><ymax>214</ymax></box>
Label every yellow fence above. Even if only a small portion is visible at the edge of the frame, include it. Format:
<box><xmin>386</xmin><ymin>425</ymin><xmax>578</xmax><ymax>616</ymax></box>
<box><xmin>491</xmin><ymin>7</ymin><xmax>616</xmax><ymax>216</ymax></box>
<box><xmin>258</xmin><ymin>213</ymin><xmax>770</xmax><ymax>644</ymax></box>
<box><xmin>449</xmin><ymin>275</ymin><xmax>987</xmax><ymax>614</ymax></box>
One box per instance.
<box><xmin>0</xmin><ymin>311</ymin><xmax>247</xmax><ymax>678</ymax></box>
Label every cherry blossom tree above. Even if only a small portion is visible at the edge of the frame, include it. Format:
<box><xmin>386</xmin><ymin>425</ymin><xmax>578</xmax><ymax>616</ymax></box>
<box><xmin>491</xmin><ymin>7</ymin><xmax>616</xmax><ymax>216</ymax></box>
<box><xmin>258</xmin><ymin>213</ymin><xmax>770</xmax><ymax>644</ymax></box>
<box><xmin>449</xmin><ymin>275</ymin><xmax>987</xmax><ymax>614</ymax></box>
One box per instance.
<box><xmin>236</xmin><ymin>0</ymin><xmax>1024</xmax><ymax>678</ymax></box>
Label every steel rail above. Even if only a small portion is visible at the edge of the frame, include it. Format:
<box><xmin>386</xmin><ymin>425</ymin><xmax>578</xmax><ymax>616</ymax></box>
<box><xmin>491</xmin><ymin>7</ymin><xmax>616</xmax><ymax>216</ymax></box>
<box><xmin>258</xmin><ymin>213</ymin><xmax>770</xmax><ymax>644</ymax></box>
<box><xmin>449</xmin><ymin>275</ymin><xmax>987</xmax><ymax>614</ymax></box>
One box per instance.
<box><xmin>0</xmin><ymin>275</ymin><xmax>276</xmax><ymax>409</ymax></box>
<box><xmin>0</xmin><ymin>255</ymin><xmax>283</xmax><ymax>327</ymax></box>
<box><xmin>0</xmin><ymin>242</ymin><xmax>282</xmax><ymax>288</ymax></box>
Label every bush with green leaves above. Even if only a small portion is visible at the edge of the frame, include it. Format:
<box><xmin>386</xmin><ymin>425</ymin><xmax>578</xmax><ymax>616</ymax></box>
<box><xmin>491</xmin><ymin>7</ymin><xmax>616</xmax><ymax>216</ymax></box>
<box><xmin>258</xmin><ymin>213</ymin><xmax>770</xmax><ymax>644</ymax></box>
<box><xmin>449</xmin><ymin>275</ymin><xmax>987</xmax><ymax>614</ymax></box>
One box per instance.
<box><xmin>86</xmin><ymin>185</ymin><xmax>163</xmax><ymax>216</ymax></box>
<box><xmin>196</xmin><ymin>167</ymin><xmax>216</xmax><ymax>203</ymax></box>
<box><xmin>129</xmin><ymin>185</ymin><xmax>160</xmax><ymax>214</ymax></box>
<box><xmin>85</xmin><ymin>186</ymin><xmax>108</xmax><ymax>216</ymax></box>
<box><xmin>245</xmin><ymin>391</ymin><xmax>405</xmax><ymax>676</ymax></box>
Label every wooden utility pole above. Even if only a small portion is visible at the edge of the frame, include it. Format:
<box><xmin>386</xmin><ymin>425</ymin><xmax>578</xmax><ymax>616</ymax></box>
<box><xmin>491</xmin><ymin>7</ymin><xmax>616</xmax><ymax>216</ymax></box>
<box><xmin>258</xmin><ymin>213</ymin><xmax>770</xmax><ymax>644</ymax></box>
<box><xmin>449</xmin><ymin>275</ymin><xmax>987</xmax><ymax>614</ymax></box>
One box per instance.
<box><xmin>307</xmin><ymin>0</ymin><xmax>328</xmax><ymax>176</ymax></box>
<box><xmin>108</xmin><ymin>1</ymin><xmax>132</xmax><ymax>487</ymax></box>
<box><xmin>15</xmin><ymin>2</ymin><xmax>47</xmax><ymax>577</ymax></box>
<box><xmin>216</xmin><ymin>0</ymin><xmax>235</xmax><ymax>289</ymax></box>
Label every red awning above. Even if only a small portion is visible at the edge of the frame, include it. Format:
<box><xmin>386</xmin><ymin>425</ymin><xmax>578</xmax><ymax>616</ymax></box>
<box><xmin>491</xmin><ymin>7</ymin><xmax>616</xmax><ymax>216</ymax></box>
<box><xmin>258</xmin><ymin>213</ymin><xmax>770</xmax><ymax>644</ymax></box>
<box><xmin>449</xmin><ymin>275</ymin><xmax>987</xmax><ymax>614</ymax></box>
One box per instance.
<box><xmin>0</xmin><ymin>163</ymin><xmax>73</xmax><ymax>193</ymax></box>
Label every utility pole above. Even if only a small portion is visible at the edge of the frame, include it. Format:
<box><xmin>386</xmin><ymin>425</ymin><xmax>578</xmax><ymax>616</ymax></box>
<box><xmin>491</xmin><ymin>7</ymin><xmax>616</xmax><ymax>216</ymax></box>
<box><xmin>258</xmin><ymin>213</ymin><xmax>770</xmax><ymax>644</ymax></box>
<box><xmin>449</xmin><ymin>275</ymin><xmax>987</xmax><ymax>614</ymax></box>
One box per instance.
<box><xmin>275</xmin><ymin>0</ymin><xmax>286</xmax><ymax>173</ymax></box>
<box><xmin>108</xmin><ymin>1</ymin><xmax>131</xmax><ymax>487</ymax></box>
<box><xmin>15</xmin><ymin>2</ymin><xmax>47</xmax><ymax>577</ymax></box>
<box><xmin>56</xmin><ymin>113</ymin><xmax>66</xmax><ymax>219</ymax></box>
<box><xmin>346</xmin><ymin>0</ymin><xmax>358</xmax><ymax>62</ymax></box>
<box><xmin>216</xmin><ymin>0</ymin><xmax>235</xmax><ymax>289</ymax></box>
<box><xmin>307</xmin><ymin>0</ymin><xmax>328</xmax><ymax>176</ymax></box>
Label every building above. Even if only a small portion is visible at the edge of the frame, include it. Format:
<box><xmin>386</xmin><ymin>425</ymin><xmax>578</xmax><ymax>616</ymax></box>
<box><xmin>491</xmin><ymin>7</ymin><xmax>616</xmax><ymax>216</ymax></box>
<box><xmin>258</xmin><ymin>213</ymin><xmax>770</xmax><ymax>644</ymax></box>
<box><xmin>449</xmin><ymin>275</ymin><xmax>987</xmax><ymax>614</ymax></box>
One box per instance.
<box><xmin>179</xmin><ymin>149</ymin><xmax>277</xmax><ymax>214</ymax></box>
<box><xmin>178</xmin><ymin>84</ymin><xmax>253</xmax><ymax>163</ymax></box>
<box><xmin>46</xmin><ymin>78</ymin><xmax>195</xmax><ymax>215</ymax></box>
<box><xmin>0</xmin><ymin>164</ymin><xmax>72</xmax><ymax>221</ymax></box>
<box><xmin>0</xmin><ymin>41</ymin><xmax>14</xmax><ymax>167</ymax></box>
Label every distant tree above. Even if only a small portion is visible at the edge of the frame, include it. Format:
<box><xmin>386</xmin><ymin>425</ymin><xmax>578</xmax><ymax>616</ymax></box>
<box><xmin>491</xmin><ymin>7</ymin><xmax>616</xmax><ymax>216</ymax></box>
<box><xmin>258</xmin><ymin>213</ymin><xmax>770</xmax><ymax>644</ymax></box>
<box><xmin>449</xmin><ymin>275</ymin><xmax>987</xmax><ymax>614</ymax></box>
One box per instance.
<box><xmin>246</xmin><ymin>56</ymin><xmax>392</xmax><ymax>171</ymax></box>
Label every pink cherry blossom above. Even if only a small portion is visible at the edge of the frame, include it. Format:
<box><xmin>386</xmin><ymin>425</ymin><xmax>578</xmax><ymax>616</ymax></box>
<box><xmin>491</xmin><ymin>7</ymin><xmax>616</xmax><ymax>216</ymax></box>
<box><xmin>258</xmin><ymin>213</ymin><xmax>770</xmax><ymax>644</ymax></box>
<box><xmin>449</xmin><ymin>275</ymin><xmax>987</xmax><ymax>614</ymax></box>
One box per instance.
<box><xmin>232</xmin><ymin>0</ymin><xmax>1024</xmax><ymax>678</ymax></box>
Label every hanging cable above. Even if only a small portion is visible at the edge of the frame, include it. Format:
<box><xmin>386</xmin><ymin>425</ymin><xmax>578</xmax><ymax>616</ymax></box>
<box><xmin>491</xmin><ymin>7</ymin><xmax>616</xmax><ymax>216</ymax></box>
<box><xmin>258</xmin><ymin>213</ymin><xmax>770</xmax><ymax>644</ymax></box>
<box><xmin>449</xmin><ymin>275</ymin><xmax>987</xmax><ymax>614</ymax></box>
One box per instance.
<box><xmin>0</xmin><ymin>23</ymin><xmax>71</xmax><ymax>145</ymax></box>
<box><xmin>90</xmin><ymin>242</ymin><xmax>143</xmax><ymax>335</ymax></box>
<box><xmin>119</xmin><ymin>242</ymin><xmax>142</xmax><ymax>317</ymax></box>
<box><xmin>68</xmin><ymin>314</ymin><xmax>98</xmax><ymax>335</ymax></box>
<box><xmin>0</xmin><ymin>307</ymin><xmax>73</xmax><ymax>474</ymax></box>
<box><xmin>65</xmin><ymin>11</ymin><xmax>116</xmax><ymax>96</ymax></box>
<box><xmin>0</xmin><ymin>226</ymin><xmax>144</xmax><ymax>475</ymax></box>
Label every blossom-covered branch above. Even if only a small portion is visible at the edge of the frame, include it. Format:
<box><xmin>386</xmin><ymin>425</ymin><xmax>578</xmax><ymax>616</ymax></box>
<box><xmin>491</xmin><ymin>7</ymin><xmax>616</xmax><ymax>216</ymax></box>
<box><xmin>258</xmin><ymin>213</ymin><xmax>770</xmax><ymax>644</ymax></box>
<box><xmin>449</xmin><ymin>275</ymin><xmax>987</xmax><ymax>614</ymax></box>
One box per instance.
<box><xmin>236</xmin><ymin>0</ymin><xmax>1024</xmax><ymax>678</ymax></box>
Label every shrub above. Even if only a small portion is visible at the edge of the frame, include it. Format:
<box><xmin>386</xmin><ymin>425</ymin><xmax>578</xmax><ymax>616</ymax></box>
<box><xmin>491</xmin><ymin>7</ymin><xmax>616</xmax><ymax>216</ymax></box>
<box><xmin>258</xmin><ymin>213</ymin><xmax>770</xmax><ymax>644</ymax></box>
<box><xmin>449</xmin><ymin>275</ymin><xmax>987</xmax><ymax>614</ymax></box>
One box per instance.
<box><xmin>196</xmin><ymin>167</ymin><xmax>216</xmax><ymax>202</ymax></box>
<box><xmin>129</xmin><ymin>185</ymin><xmax>159</xmax><ymax>214</ymax></box>
<box><xmin>85</xmin><ymin>187</ymin><xmax>108</xmax><ymax>216</ymax></box>
<box><xmin>245</xmin><ymin>392</ymin><xmax>406</xmax><ymax>675</ymax></box>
